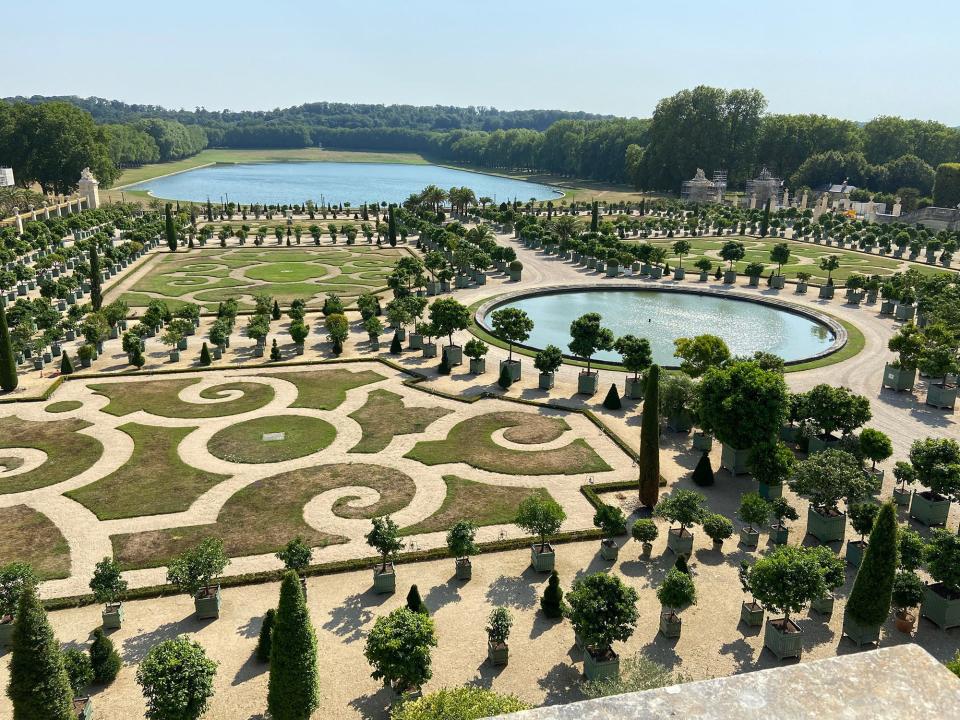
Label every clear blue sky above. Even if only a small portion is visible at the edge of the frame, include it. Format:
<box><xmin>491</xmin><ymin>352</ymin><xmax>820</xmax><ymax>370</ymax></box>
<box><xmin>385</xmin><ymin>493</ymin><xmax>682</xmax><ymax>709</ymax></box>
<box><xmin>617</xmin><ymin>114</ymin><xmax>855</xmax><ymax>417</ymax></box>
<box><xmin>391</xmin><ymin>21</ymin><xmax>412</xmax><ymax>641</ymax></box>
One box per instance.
<box><xmin>6</xmin><ymin>0</ymin><xmax>959</xmax><ymax>125</ymax></box>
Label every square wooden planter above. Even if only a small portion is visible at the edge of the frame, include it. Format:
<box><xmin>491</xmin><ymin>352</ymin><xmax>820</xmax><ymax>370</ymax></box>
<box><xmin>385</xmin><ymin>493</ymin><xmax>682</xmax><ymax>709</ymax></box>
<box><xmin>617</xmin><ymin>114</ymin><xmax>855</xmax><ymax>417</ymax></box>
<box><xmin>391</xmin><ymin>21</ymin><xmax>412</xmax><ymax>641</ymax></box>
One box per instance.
<box><xmin>740</xmin><ymin>601</ymin><xmax>764</xmax><ymax>627</ymax></box>
<box><xmin>539</xmin><ymin>372</ymin><xmax>555</xmax><ymax>390</ymax></box>
<box><xmin>845</xmin><ymin>540</ymin><xmax>866</xmax><ymax>568</ymax></box>
<box><xmin>659</xmin><ymin>611</ymin><xmax>682</xmax><ymax>638</ymax></box>
<box><xmin>666</xmin><ymin>527</ymin><xmax>693</xmax><ymax>557</ymax></box>
<box><xmin>469</xmin><ymin>358</ymin><xmax>485</xmax><ymax>375</ymax></box>
<box><xmin>895</xmin><ymin>304</ymin><xmax>916</xmax><ymax>321</ymax></box>
<box><xmin>194</xmin><ymin>585</ymin><xmax>221</xmax><ymax>620</ymax></box>
<box><xmin>500</xmin><ymin>359</ymin><xmax>521</xmax><ymax>382</ymax></box>
<box><xmin>892</xmin><ymin>487</ymin><xmax>911</xmax><ymax>506</ymax></box>
<box><xmin>739</xmin><ymin>527</ymin><xmax>760</xmax><ymax>548</ymax></box>
<box><xmin>807</xmin><ymin>433</ymin><xmax>840</xmax><ymax>455</ymax></box>
<box><xmin>73</xmin><ymin>697</ymin><xmax>93</xmax><ymax>720</ymax></box>
<box><xmin>770</xmin><ymin>524</ymin><xmax>790</xmax><ymax>545</ymax></box>
<box><xmin>818</xmin><ymin>285</ymin><xmax>835</xmax><ymax>299</ymax></box>
<box><xmin>455</xmin><ymin>558</ymin><xmax>472</xmax><ymax>581</ymax></box>
<box><xmin>764</xmin><ymin>618</ymin><xmax>802</xmax><ymax>660</ymax></box>
<box><xmin>667</xmin><ymin>412</ymin><xmax>693</xmax><ymax>433</ymax></box>
<box><xmin>599</xmin><ymin>539</ymin><xmax>619</xmax><ymax>561</ymax></box>
<box><xmin>723</xmin><ymin>270</ymin><xmax>737</xmax><ymax>284</ymax></box>
<box><xmin>926</xmin><ymin>384</ymin><xmax>957</xmax><ymax>410</ymax></box>
<box><xmin>842</xmin><ymin>613</ymin><xmax>881</xmax><ymax>646</ymax></box>
<box><xmin>444</xmin><ymin>345</ymin><xmax>463</xmax><ymax>366</ymax></box>
<box><xmin>373</xmin><ymin>564</ymin><xmax>396</xmax><ymax>594</ymax></box>
<box><xmin>531</xmin><ymin>544</ymin><xmax>555</xmax><ymax>572</ymax></box>
<box><xmin>921</xmin><ymin>583</ymin><xmax>960</xmax><ymax>630</ymax></box>
<box><xmin>771</xmin><ymin>275</ymin><xmax>786</xmax><ymax>289</ymax></box>
<box><xmin>487</xmin><ymin>639</ymin><xmax>509</xmax><ymax>666</ymax></box>
<box><xmin>811</xmin><ymin>594</ymin><xmax>835</xmax><ymax>617</ymax></box>
<box><xmin>102</xmin><ymin>602</ymin><xmax>124</xmax><ymax>629</ymax></box>
<box><xmin>758</xmin><ymin>482</ymin><xmax>783</xmax><ymax>500</ymax></box>
<box><xmin>624</xmin><ymin>376</ymin><xmax>644</xmax><ymax>399</ymax></box>
<box><xmin>583</xmin><ymin>649</ymin><xmax>620</xmax><ymax>681</ymax></box>
<box><xmin>422</xmin><ymin>343</ymin><xmax>437</xmax><ymax>359</ymax></box>
<box><xmin>910</xmin><ymin>492</ymin><xmax>951</xmax><ymax>527</ymax></box>
<box><xmin>720</xmin><ymin>443</ymin><xmax>749</xmax><ymax>475</ymax></box>
<box><xmin>577</xmin><ymin>372</ymin><xmax>599</xmax><ymax>396</ymax></box>
<box><xmin>882</xmin><ymin>363</ymin><xmax>916</xmax><ymax>392</ymax></box>
<box><xmin>692</xmin><ymin>432</ymin><xmax>713</xmax><ymax>452</ymax></box>
<box><xmin>408</xmin><ymin>333</ymin><xmax>423</xmax><ymax>350</ymax></box>
<box><xmin>806</xmin><ymin>506</ymin><xmax>846</xmax><ymax>544</ymax></box>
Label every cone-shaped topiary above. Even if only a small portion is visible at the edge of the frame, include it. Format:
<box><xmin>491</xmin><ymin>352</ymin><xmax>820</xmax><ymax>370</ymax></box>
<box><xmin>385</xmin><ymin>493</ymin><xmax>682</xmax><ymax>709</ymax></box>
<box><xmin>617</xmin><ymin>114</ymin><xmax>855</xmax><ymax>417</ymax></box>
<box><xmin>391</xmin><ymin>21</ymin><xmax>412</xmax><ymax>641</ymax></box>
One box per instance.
<box><xmin>165</xmin><ymin>203</ymin><xmax>177</xmax><ymax>252</ymax></box>
<box><xmin>498</xmin><ymin>363</ymin><xmax>513</xmax><ymax>389</ymax></box>
<box><xmin>256</xmin><ymin>608</ymin><xmax>276</xmax><ymax>663</ymax></box>
<box><xmin>272</xmin><ymin>300</ymin><xmax>282</xmax><ymax>321</ymax></box>
<box><xmin>268</xmin><ymin>571</ymin><xmax>319</xmax><ymax>720</ymax></box>
<box><xmin>89</xmin><ymin>627</ymin><xmax>121</xmax><ymax>684</ymax></box>
<box><xmin>89</xmin><ymin>242</ymin><xmax>102</xmax><ymax>310</ymax></box>
<box><xmin>390</xmin><ymin>332</ymin><xmax>403</xmax><ymax>355</ymax></box>
<box><xmin>270</xmin><ymin>338</ymin><xmax>281</xmax><ymax>361</ymax></box>
<box><xmin>63</xmin><ymin>647</ymin><xmax>93</xmax><ymax>694</ymax></box>
<box><xmin>438</xmin><ymin>352</ymin><xmax>450</xmax><ymax>376</ymax></box>
<box><xmin>406</xmin><ymin>584</ymin><xmax>429</xmax><ymax>615</ymax></box>
<box><xmin>638</xmin><ymin>365</ymin><xmax>661</xmax><ymax>507</ymax></box>
<box><xmin>674</xmin><ymin>555</ymin><xmax>690</xmax><ymax>575</ymax></box>
<box><xmin>7</xmin><ymin>583</ymin><xmax>74</xmax><ymax>718</ymax></box>
<box><xmin>199</xmin><ymin>342</ymin><xmax>211</xmax><ymax>366</ymax></box>
<box><xmin>59</xmin><ymin>350</ymin><xmax>74</xmax><ymax>375</ymax></box>
<box><xmin>0</xmin><ymin>304</ymin><xmax>17</xmax><ymax>391</ymax></box>
<box><xmin>846</xmin><ymin>502</ymin><xmax>898</xmax><ymax>628</ymax></box>
<box><xmin>692</xmin><ymin>451</ymin><xmax>715</xmax><ymax>486</ymax></box>
<box><xmin>603</xmin><ymin>383</ymin><xmax>622</xmax><ymax>410</ymax></box>
<box><xmin>541</xmin><ymin>570</ymin><xmax>566</xmax><ymax>618</ymax></box>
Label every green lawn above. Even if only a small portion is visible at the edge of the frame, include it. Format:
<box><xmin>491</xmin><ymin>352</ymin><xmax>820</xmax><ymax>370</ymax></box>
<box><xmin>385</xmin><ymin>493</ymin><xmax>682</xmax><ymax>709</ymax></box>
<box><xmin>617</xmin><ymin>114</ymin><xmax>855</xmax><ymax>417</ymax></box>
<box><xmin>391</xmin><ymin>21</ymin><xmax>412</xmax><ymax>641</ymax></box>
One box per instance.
<box><xmin>0</xmin><ymin>506</ymin><xmax>70</xmax><ymax>580</ymax></box>
<box><xmin>0</xmin><ymin>417</ymin><xmax>103</xmax><ymax>494</ymax></box>
<box><xmin>348</xmin><ymin>389</ymin><xmax>451</xmax><ymax>453</ymax></box>
<box><xmin>207</xmin><ymin>415</ymin><xmax>337</xmax><ymax>463</ymax></box>
<box><xmin>406</xmin><ymin>411</ymin><xmax>611</xmax><ymax>475</ymax></box>
<box><xmin>90</xmin><ymin>378</ymin><xmax>276</xmax><ymax>418</ymax></box>
<box><xmin>279</xmin><ymin>367</ymin><xmax>384</xmax><ymax>410</ymax></box>
<box><xmin>65</xmin><ymin>424</ymin><xmax>228</xmax><ymax>520</ymax></box>
<box><xmin>111</xmin><ymin>463</ymin><xmax>416</xmax><ymax>570</ymax></box>
<box><xmin>400</xmin><ymin>476</ymin><xmax>553</xmax><ymax>536</ymax></box>
<box><xmin>45</xmin><ymin>401</ymin><xmax>82</xmax><ymax>413</ymax></box>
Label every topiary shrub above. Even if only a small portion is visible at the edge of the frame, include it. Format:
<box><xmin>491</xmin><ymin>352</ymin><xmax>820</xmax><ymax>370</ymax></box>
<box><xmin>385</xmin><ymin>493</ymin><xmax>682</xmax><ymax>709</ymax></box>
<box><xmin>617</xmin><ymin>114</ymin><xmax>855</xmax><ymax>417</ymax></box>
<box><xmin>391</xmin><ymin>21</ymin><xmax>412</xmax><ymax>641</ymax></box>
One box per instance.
<box><xmin>60</xmin><ymin>351</ymin><xmax>74</xmax><ymax>375</ymax></box>
<box><xmin>437</xmin><ymin>352</ymin><xmax>450</xmax><ymax>375</ymax></box>
<box><xmin>89</xmin><ymin>627</ymin><xmax>121</xmax><ymax>684</ymax></box>
<box><xmin>603</xmin><ymin>383</ymin><xmax>622</xmax><ymax>410</ymax></box>
<box><xmin>63</xmin><ymin>647</ymin><xmax>93</xmax><ymax>694</ymax></box>
<box><xmin>365</xmin><ymin>607</ymin><xmax>438</xmax><ymax>693</ymax></box>
<box><xmin>199</xmin><ymin>342</ymin><xmax>211</xmax><ymax>366</ymax></box>
<box><xmin>540</xmin><ymin>570</ymin><xmax>566</xmax><ymax>618</ymax></box>
<box><xmin>638</xmin><ymin>364</ymin><xmax>661</xmax><ymax>506</ymax></box>
<box><xmin>390</xmin><ymin>332</ymin><xmax>403</xmax><ymax>355</ymax></box>
<box><xmin>846</xmin><ymin>502</ymin><xmax>898</xmax><ymax>628</ymax></box>
<box><xmin>497</xmin><ymin>363</ymin><xmax>513</xmax><ymax>389</ymax></box>
<box><xmin>390</xmin><ymin>686</ymin><xmax>530</xmax><ymax>720</ymax></box>
<box><xmin>691</xmin><ymin>451</ymin><xmax>714</xmax><ymax>486</ymax></box>
<box><xmin>255</xmin><ymin>608</ymin><xmax>276</xmax><ymax>663</ymax></box>
<box><xmin>268</xmin><ymin>571</ymin><xmax>319</xmax><ymax>720</ymax></box>
<box><xmin>270</xmin><ymin>338</ymin><xmax>282</xmax><ymax>361</ymax></box>
<box><xmin>406</xmin><ymin>584</ymin><xmax>429</xmax><ymax>616</ymax></box>
<box><xmin>137</xmin><ymin>635</ymin><xmax>217</xmax><ymax>720</ymax></box>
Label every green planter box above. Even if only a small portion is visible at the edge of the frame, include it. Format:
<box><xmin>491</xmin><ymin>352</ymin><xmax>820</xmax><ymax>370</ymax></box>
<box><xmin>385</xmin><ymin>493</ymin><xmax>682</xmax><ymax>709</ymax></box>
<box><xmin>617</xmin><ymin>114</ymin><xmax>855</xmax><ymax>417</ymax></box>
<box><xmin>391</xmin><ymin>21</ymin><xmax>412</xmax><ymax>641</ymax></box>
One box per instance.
<box><xmin>577</xmin><ymin>372</ymin><xmax>599</xmax><ymax>395</ymax></box>
<box><xmin>723</xmin><ymin>270</ymin><xmax>737</xmax><ymax>284</ymax></box>
<box><xmin>758</xmin><ymin>482</ymin><xmax>783</xmax><ymax>500</ymax></box>
<box><xmin>692</xmin><ymin>432</ymin><xmax>713</xmax><ymax>452</ymax></box>
<box><xmin>882</xmin><ymin>363</ymin><xmax>916</xmax><ymax>392</ymax></box>
<box><xmin>667</xmin><ymin>411</ymin><xmax>693</xmax><ymax>433</ymax></box>
<box><xmin>892</xmin><ymin>487</ymin><xmax>911</xmax><ymax>506</ymax></box>
<box><xmin>818</xmin><ymin>285</ymin><xmax>835</xmax><ymax>299</ymax></box>
<box><xmin>583</xmin><ymin>649</ymin><xmax>620</xmax><ymax>681</ymax></box>
<box><xmin>0</xmin><ymin>618</ymin><xmax>13</xmax><ymax>648</ymax></box>
<box><xmin>487</xmin><ymin>639</ymin><xmax>509</xmax><ymax>666</ymax></box>
<box><xmin>73</xmin><ymin>697</ymin><xmax>93</xmax><ymax>720</ymax></box>
<box><xmin>807</xmin><ymin>434</ymin><xmax>840</xmax><ymax>455</ymax></box>
<box><xmin>673</xmin><ymin>267</ymin><xmax>686</xmax><ymax>281</ymax></box>
<box><xmin>841</xmin><ymin>613</ymin><xmax>881</xmax><ymax>646</ymax></box>
<box><xmin>373</xmin><ymin>564</ymin><xmax>396</xmax><ymax>594</ymax></box>
<box><xmin>455</xmin><ymin>558</ymin><xmax>472</xmax><ymax>581</ymax></box>
<box><xmin>500</xmin><ymin>359</ymin><xmax>521</xmax><ymax>382</ymax></box>
<box><xmin>194</xmin><ymin>586</ymin><xmax>221</xmax><ymax>619</ymax></box>
<box><xmin>845</xmin><ymin>540</ymin><xmax>866</xmax><ymax>568</ymax></box>
<box><xmin>422</xmin><ymin>342</ymin><xmax>437</xmax><ymax>359</ymax></box>
<box><xmin>720</xmin><ymin>443</ymin><xmax>749</xmax><ymax>475</ymax></box>
<box><xmin>895</xmin><ymin>304</ymin><xmax>916</xmax><ymax>321</ymax></box>
<box><xmin>444</xmin><ymin>345</ymin><xmax>463</xmax><ymax>366</ymax></box>
<box><xmin>539</xmin><ymin>372</ymin><xmax>555</xmax><ymax>390</ymax></box>
<box><xmin>926</xmin><ymin>384</ymin><xmax>957</xmax><ymax>410</ymax></box>
<box><xmin>880</xmin><ymin>299</ymin><xmax>895</xmax><ymax>315</ymax></box>
<box><xmin>606</xmin><ymin>262</ymin><xmax>620</xmax><ymax>277</ymax></box>
<box><xmin>748</xmin><ymin>275</ymin><xmax>761</xmax><ymax>287</ymax></box>
<box><xmin>650</xmin><ymin>267</ymin><xmax>663</xmax><ymax>279</ymax></box>
<box><xmin>811</xmin><ymin>594</ymin><xmax>835</xmax><ymax>617</ymax></box>
<box><xmin>408</xmin><ymin>333</ymin><xmax>423</xmax><ymax>350</ymax></box>
<box><xmin>699</xmin><ymin>271</ymin><xmax>709</xmax><ymax>282</ymax></box>
<box><xmin>659</xmin><ymin>612</ymin><xmax>682</xmax><ymax>638</ymax></box>
<box><xmin>666</xmin><ymin>528</ymin><xmax>693</xmax><ymax>557</ymax></box>
<box><xmin>102</xmin><ymin>602</ymin><xmax>124</xmax><ymax>629</ymax></box>
<box><xmin>469</xmin><ymin>358</ymin><xmax>486</xmax><ymax>375</ymax></box>
<box><xmin>771</xmin><ymin>275</ymin><xmax>786</xmax><ymax>289</ymax></box>
<box><xmin>531</xmin><ymin>544</ymin><xmax>556</xmax><ymax>572</ymax></box>
<box><xmin>764</xmin><ymin>618</ymin><xmax>803</xmax><ymax>660</ymax></box>
<box><xmin>599</xmin><ymin>539</ymin><xmax>619</xmax><ymax>561</ymax></box>
<box><xmin>806</xmin><ymin>506</ymin><xmax>846</xmax><ymax>544</ymax></box>
<box><xmin>509</xmin><ymin>268</ymin><xmax>522</xmax><ymax>281</ymax></box>
<box><xmin>910</xmin><ymin>492</ymin><xmax>950</xmax><ymax>527</ymax></box>
<box><xmin>770</xmin><ymin>524</ymin><xmax>789</xmax><ymax>545</ymax></box>
<box><xmin>921</xmin><ymin>583</ymin><xmax>960</xmax><ymax>630</ymax></box>
<box><xmin>624</xmin><ymin>376</ymin><xmax>644</xmax><ymax>399</ymax></box>
<box><xmin>740</xmin><ymin>527</ymin><xmax>760</xmax><ymax>548</ymax></box>
<box><xmin>740</xmin><ymin>601</ymin><xmax>764</xmax><ymax>627</ymax></box>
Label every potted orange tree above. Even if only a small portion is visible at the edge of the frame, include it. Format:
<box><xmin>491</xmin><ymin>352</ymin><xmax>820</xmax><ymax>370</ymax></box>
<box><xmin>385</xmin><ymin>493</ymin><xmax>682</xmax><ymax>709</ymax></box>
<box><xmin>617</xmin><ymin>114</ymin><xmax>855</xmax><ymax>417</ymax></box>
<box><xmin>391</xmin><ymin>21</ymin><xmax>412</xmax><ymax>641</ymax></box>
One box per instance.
<box><xmin>737</xmin><ymin>493</ymin><xmax>769</xmax><ymax>549</ymax></box>
<box><xmin>653</xmin><ymin>489</ymin><xmax>709</xmax><ymax>558</ymax></box>
<box><xmin>920</xmin><ymin>529</ymin><xmax>960</xmax><ymax>630</ymax></box>
<box><xmin>516</xmin><ymin>496</ymin><xmax>566</xmax><ymax>572</ymax></box>
<box><xmin>593</xmin><ymin>504</ymin><xmax>627</xmax><ymax>562</ymax></box>
<box><xmin>166</xmin><ymin>538</ymin><xmax>228</xmax><ymax>620</ymax></box>
<box><xmin>486</xmin><ymin>607</ymin><xmax>513</xmax><ymax>666</ymax></box>
<box><xmin>367</xmin><ymin>516</ymin><xmax>403</xmax><ymax>594</ymax></box>
<box><xmin>789</xmin><ymin>448</ymin><xmax>871</xmax><ymax>545</ymax></box>
<box><xmin>739</xmin><ymin>560</ymin><xmax>764</xmax><ymax>627</ymax></box>
<box><xmin>845</xmin><ymin>503</ymin><xmax>879</xmax><ymax>568</ymax></box>
<box><xmin>908</xmin><ymin>437</ymin><xmax>960</xmax><ymax>527</ymax></box>
<box><xmin>90</xmin><ymin>557</ymin><xmax>128</xmax><ymax>629</ymax></box>
<box><xmin>631</xmin><ymin>519</ymin><xmax>658</xmax><ymax>559</ymax></box>
<box><xmin>657</xmin><ymin>567</ymin><xmax>696</xmax><ymax>638</ymax></box>
<box><xmin>446</xmin><ymin>520</ymin><xmax>478</xmax><ymax>581</ymax></box>
<box><xmin>568</xmin><ymin>572</ymin><xmax>639</xmax><ymax>681</ymax></box>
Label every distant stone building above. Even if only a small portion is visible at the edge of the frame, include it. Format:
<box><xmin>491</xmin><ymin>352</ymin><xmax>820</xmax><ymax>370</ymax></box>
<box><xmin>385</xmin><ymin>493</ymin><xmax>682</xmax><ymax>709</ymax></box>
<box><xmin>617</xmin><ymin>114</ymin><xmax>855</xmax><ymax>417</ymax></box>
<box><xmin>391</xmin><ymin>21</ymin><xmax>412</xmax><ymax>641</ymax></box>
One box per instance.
<box><xmin>681</xmin><ymin>168</ymin><xmax>726</xmax><ymax>204</ymax></box>
<box><xmin>745</xmin><ymin>167</ymin><xmax>782</xmax><ymax>208</ymax></box>
<box><xmin>0</xmin><ymin>167</ymin><xmax>14</xmax><ymax>187</ymax></box>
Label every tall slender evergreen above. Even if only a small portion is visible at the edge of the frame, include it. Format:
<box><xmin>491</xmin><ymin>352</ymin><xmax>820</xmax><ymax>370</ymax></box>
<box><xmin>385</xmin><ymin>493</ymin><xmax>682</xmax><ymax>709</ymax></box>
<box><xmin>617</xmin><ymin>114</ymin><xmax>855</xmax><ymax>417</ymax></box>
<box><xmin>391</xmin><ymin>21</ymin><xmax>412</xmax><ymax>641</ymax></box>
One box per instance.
<box><xmin>638</xmin><ymin>365</ymin><xmax>661</xmax><ymax>507</ymax></box>
<box><xmin>165</xmin><ymin>203</ymin><xmax>177</xmax><ymax>252</ymax></box>
<box><xmin>388</xmin><ymin>204</ymin><xmax>397</xmax><ymax>246</ymax></box>
<box><xmin>0</xmin><ymin>304</ymin><xmax>17</xmax><ymax>392</ymax></box>
<box><xmin>268</xmin><ymin>571</ymin><xmax>319</xmax><ymax>720</ymax></box>
<box><xmin>6</xmin><ymin>584</ymin><xmax>74</xmax><ymax>719</ymax></box>
<box><xmin>89</xmin><ymin>242</ymin><xmax>102</xmax><ymax>311</ymax></box>
<box><xmin>846</xmin><ymin>502</ymin><xmax>898</xmax><ymax>628</ymax></box>
<box><xmin>590</xmin><ymin>201</ymin><xmax>599</xmax><ymax>232</ymax></box>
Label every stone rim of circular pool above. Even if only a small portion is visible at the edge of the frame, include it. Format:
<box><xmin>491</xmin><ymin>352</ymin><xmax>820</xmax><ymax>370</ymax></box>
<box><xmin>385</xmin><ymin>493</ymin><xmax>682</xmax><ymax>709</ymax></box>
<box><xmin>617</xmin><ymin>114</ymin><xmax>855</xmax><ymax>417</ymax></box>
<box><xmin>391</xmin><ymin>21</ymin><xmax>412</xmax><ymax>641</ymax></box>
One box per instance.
<box><xmin>475</xmin><ymin>283</ymin><xmax>848</xmax><ymax>370</ymax></box>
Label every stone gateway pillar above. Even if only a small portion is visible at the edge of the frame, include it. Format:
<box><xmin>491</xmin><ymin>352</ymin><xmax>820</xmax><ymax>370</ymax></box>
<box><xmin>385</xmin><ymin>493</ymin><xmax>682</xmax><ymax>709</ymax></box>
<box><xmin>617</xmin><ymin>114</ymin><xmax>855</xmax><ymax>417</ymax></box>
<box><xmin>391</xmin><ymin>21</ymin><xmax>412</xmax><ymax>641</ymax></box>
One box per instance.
<box><xmin>78</xmin><ymin>167</ymin><xmax>100</xmax><ymax>210</ymax></box>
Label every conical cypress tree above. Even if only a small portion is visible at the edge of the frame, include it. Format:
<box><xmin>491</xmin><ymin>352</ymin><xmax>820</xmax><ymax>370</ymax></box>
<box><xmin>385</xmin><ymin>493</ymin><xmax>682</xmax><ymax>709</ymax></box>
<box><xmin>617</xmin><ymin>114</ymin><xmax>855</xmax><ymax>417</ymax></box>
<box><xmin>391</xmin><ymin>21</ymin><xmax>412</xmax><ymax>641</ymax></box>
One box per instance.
<box><xmin>89</xmin><ymin>627</ymin><xmax>121</xmax><ymax>684</ymax></box>
<box><xmin>89</xmin><ymin>243</ymin><xmax>102</xmax><ymax>311</ymax></box>
<box><xmin>272</xmin><ymin>300</ymin><xmax>281</xmax><ymax>320</ymax></box>
<box><xmin>590</xmin><ymin>201</ymin><xmax>599</xmax><ymax>232</ymax></box>
<box><xmin>498</xmin><ymin>363</ymin><xmax>513</xmax><ymax>389</ymax></box>
<box><xmin>7</xmin><ymin>583</ymin><xmax>74</xmax><ymax>719</ymax></box>
<box><xmin>406</xmin><ymin>584</ymin><xmax>429</xmax><ymax>615</ymax></box>
<box><xmin>674</xmin><ymin>555</ymin><xmax>690</xmax><ymax>574</ymax></box>
<box><xmin>390</xmin><ymin>332</ymin><xmax>402</xmax><ymax>355</ymax></box>
<box><xmin>268</xmin><ymin>571</ymin><xmax>319</xmax><ymax>720</ymax></box>
<box><xmin>59</xmin><ymin>351</ymin><xmax>74</xmax><ymax>375</ymax></box>
<box><xmin>438</xmin><ymin>352</ymin><xmax>450</xmax><ymax>375</ymax></box>
<box><xmin>256</xmin><ymin>608</ymin><xmax>276</xmax><ymax>663</ymax></box>
<box><xmin>0</xmin><ymin>304</ymin><xmax>18</xmax><ymax>391</ymax></box>
<box><xmin>199</xmin><ymin>342</ymin><xmax>211</xmax><ymax>366</ymax></box>
<box><xmin>638</xmin><ymin>365</ymin><xmax>661</xmax><ymax>507</ymax></box>
<box><xmin>692</xmin><ymin>451</ymin><xmax>715</xmax><ymax>486</ymax></box>
<box><xmin>603</xmin><ymin>383</ymin><xmax>621</xmax><ymax>410</ymax></box>
<box><xmin>846</xmin><ymin>502</ymin><xmax>898</xmax><ymax>628</ymax></box>
<box><xmin>540</xmin><ymin>570</ymin><xmax>565</xmax><ymax>618</ymax></box>
<box><xmin>165</xmin><ymin>203</ymin><xmax>177</xmax><ymax>251</ymax></box>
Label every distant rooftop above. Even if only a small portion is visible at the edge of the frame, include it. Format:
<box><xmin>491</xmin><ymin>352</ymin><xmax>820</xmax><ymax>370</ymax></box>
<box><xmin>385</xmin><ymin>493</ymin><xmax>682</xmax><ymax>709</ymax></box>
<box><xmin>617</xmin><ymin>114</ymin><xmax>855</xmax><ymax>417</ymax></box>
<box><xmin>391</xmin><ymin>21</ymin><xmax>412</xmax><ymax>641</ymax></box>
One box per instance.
<box><xmin>489</xmin><ymin>645</ymin><xmax>960</xmax><ymax>720</ymax></box>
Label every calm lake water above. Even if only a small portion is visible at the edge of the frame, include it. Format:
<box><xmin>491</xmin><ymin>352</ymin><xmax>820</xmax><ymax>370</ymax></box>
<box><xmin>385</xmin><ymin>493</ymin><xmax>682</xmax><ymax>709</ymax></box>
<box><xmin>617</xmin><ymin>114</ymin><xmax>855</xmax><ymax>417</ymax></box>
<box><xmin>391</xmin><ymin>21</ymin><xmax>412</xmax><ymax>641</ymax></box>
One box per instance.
<box><xmin>128</xmin><ymin>161</ymin><xmax>563</xmax><ymax>205</ymax></box>
<box><xmin>484</xmin><ymin>289</ymin><xmax>835</xmax><ymax>365</ymax></box>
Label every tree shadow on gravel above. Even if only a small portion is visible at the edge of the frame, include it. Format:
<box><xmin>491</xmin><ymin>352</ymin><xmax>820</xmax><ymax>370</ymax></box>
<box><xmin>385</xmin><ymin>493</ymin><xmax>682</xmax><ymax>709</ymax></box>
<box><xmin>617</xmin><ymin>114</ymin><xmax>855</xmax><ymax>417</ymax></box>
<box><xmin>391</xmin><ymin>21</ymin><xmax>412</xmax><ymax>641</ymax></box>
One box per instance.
<box><xmin>485</xmin><ymin>568</ymin><xmax>542</xmax><ymax>609</ymax></box>
<box><xmin>232</xmin><ymin>650</ymin><xmax>267</xmax><ymax>686</ymax></box>
<box><xmin>423</xmin><ymin>578</ymin><xmax>462</xmax><ymax>614</ymax></box>
<box><xmin>122</xmin><ymin>615</ymin><xmax>202</xmax><ymax>663</ymax></box>
<box><xmin>347</xmin><ymin>685</ymin><xmax>396</xmax><ymax>720</ymax></box>
<box><xmin>537</xmin><ymin>661</ymin><xmax>584</xmax><ymax>706</ymax></box>
<box><xmin>323</xmin><ymin>591</ymin><xmax>389</xmax><ymax>644</ymax></box>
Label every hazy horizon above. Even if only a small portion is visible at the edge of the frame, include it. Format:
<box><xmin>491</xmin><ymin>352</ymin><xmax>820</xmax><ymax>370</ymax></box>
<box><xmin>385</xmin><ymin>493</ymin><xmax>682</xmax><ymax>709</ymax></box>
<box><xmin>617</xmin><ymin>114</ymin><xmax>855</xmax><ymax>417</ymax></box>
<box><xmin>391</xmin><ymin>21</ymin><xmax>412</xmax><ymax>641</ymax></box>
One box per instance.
<box><xmin>5</xmin><ymin>0</ymin><xmax>960</xmax><ymax>125</ymax></box>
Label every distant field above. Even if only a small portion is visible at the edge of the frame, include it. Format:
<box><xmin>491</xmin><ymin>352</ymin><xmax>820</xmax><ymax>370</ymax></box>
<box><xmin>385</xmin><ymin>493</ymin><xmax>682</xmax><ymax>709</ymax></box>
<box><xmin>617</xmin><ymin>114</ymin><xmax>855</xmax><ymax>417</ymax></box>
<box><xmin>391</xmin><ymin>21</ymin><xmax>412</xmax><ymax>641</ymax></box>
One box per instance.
<box><xmin>112</xmin><ymin>148</ymin><xmax>430</xmax><ymax>188</ymax></box>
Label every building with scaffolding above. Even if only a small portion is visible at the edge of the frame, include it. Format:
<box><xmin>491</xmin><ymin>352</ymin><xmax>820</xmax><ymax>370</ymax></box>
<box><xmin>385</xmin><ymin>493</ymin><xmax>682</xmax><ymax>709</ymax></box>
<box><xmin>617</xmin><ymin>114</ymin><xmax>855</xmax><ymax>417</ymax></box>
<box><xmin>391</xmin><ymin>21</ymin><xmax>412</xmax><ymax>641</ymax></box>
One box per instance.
<box><xmin>681</xmin><ymin>168</ymin><xmax>727</xmax><ymax>204</ymax></box>
<box><xmin>745</xmin><ymin>167</ymin><xmax>782</xmax><ymax>208</ymax></box>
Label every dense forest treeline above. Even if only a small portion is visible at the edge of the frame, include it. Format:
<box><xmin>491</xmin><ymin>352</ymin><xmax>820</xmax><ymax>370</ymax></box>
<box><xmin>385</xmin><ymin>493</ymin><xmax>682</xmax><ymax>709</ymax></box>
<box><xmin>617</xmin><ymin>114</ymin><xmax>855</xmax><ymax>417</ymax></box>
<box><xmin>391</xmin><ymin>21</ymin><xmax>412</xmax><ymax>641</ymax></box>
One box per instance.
<box><xmin>3</xmin><ymin>89</ymin><xmax>960</xmax><ymax>204</ymax></box>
